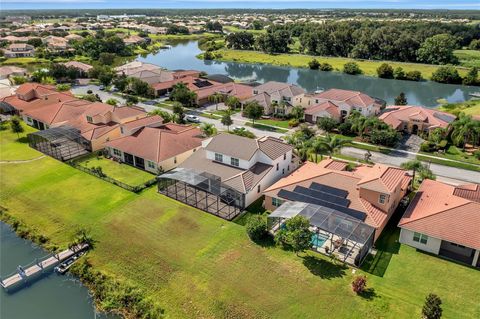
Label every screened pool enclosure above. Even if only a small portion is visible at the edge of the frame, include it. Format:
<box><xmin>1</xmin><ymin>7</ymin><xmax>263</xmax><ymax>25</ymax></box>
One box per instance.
<box><xmin>158</xmin><ymin>168</ymin><xmax>245</xmax><ymax>220</ymax></box>
<box><xmin>268</xmin><ymin>201</ymin><xmax>375</xmax><ymax>266</ymax></box>
<box><xmin>28</xmin><ymin>126</ymin><xmax>90</xmax><ymax>161</ymax></box>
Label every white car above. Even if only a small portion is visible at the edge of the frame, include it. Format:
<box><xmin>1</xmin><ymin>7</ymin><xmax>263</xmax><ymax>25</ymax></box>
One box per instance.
<box><xmin>232</xmin><ymin>126</ymin><xmax>244</xmax><ymax>131</ymax></box>
<box><xmin>186</xmin><ymin>115</ymin><xmax>200</xmax><ymax>123</ymax></box>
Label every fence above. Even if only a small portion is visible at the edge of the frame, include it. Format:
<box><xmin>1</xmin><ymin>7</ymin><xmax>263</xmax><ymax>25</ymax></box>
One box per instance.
<box><xmin>67</xmin><ymin>161</ymin><xmax>157</xmax><ymax>193</ymax></box>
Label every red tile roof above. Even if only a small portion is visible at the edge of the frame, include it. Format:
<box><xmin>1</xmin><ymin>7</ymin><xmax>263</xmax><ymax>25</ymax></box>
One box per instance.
<box><xmin>105</xmin><ymin>124</ymin><xmax>204</xmax><ymax>163</ymax></box>
<box><xmin>379</xmin><ymin>105</ymin><xmax>456</xmax><ymax>130</ymax></box>
<box><xmin>399</xmin><ymin>179</ymin><xmax>480</xmax><ymax>249</ymax></box>
<box><xmin>304</xmin><ymin>101</ymin><xmax>340</xmax><ymax>118</ymax></box>
<box><xmin>313</xmin><ymin>89</ymin><xmax>378</xmax><ymax>108</ymax></box>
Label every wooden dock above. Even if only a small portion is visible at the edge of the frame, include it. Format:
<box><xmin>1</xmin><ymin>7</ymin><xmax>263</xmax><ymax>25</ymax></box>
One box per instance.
<box><xmin>0</xmin><ymin>243</ymin><xmax>88</xmax><ymax>290</ymax></box>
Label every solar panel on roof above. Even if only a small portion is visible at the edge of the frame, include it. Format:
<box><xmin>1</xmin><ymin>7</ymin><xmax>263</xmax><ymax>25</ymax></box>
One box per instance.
<box><xmin>433</xmin><ymin>112</ymin><xmax>456</xmax><ymax>124</ymax></box>
<box><xmin>277</xmin><ymin>189</ymin><xmax>366</xmax><ymax>221</ymax></box>
<box><xmin>310</xmin><ymin>182</ymin><xmax>349</xmax><ymax>198</ymax></box>
<box><xmin>293</xmin><ymin>186</ymin><xmax>351</xmax><ymax>207</ymax></box>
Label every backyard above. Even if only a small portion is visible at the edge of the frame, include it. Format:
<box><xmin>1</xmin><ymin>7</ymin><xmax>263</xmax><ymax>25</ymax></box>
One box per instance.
<box><xmin>72</xmin><ymin>153</ymin><xmax>156</xmax><ymax>186</ymax></box>
<box><xmin>0</xmin><ymin>129</ymin><xmax>479</xmax><ymax>318</ymax></box>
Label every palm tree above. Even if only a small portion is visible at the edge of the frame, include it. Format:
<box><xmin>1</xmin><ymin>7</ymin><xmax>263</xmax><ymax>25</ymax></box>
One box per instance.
<box><xmin>401</xmin><ymin>160</ymin><xmax>424</xmax><ymax>188</ymax></box>
<box><xmin>225</xmin><ymin>96</ymin><xmax>240</xmax><ymax>110</ymax></box>
<box><xmin>200</xmin><ymin>123</ymin><xmax>217</xmax><ymax>137</ymax></box>
<box><xmin>318</xmin><ymin>134</ymin><xmax>349</xmax><ymax>157</ymax></box>
<box><xmin>208</xmin><ymin>92</ymin><xmax>224</xmax><ymax>111</ymax></box>
<box><xmin>310</xmin><ymin>137</ymin><xmax>325</xmax><ymax>163</ymax></box>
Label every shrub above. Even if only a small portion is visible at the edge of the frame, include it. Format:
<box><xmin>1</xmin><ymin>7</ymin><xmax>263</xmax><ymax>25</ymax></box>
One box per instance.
<box><xmin>319</xmin><ymin>63</ymin><xmax>333</xmax><ymax>71</ymax></box>
<box><xmin>393</xmin><ymin>67</ymin><xmax>406</xmax><ymax>80</ymax></box>
<box><xmin>343</xmin><ymin>62</ymin><xmax>362</xmax><ymax>75</ymax></box>
<box><xmin>317</xmin><ymin>117</ymin><xmax>337</xmax><ymax>132</ymax></box>
<box><xmin>338</xmin><ymin>122</ymin><xmax>352</xmax><ymax>135</ymax></box>
<box><xmin>308</xmin><ymin>59</ymin><xmax>320</xmax><ymax>70</ymax></box>
<box><xmin>431</xmin><ymin>66</ymin><xmax>462</xmax><ymax>84</ymax></box>
<box><xmin>203</xmin><ymin>50</ymin><xmax>214</xmax><ymax>60</ymax></box>
<box><xmin>11</xmin><ymin>76</ymin><xmax>27</xmax><ymax>85</ymax></box>
<box><xmin>376</xmin><ymin>63</ymin><xmax>394</xmax><ymax>79</ymax></box>
<box><xmin>468</xmin><ymin>39</ymin><xmax>480</xmax><ymax>50</ymax></box>
<box><xmin>288</xmin><ymin>118</ymin><xmax>300</xmax><ymax>127</ymax></box>
<box><xmin>369</xmin><ymin>129</ymin><xmax>400</xmax><ymax>147</ymax></box>
<box><xmin>422</xmin><ymin>293</ymin><xmax>442</xmax><ymax>319</ymax></box>
<box><xmin>352</xmin><ymin>275</ymin><xmax>367</xmax><ymax>294</ymax></box>
<box><xmin>436</xmin><ymin>140</ymin><xmax>448</xmax><ymax>150</ymax></box>
<box><xmin>126</xmin><ymin>95</ymin><xmax>139</xmax><ymax>105</ymax></box>
<box><xmin>56</xmin><ymin>83</ymin><xmax>71</xmax><ymax>91</ymax></box>
<box><xmin>473</xmin><ymin>150</ymin><xmax>480</xmax><ymax>160</ymax></box>
<box><xmin>405</xmin><ymin>70</ymin><xmax>422</xmax><ymax>81</ymax></box>
<box><xmin>245</xmin><ymin>215</ymin><xmax>268</xmax><ymax>241</ymax></box>
<box><xmin>420</xmin><ymin>141</ymin><xmax>435</xmax><ymax>152</ymax></box>
<box><xmin>86</xmin><ymin>89</ymin><xmax>93</xmax><ymax>94</ymax></box>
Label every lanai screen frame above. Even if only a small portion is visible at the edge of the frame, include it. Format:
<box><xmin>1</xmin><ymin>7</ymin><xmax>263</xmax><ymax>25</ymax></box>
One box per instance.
<box><xmin>157</xmin><ymin>168</ymin><xmax>245</xmax><ymax>220</ymax></box>
<box><xmin>268</xmin><ymin>201</ymin><xmax>375</xmax><ymax>266</ymax></box>
<box><xmin>28</xmin><ymin>125</ymin><xmax>91</xmax><ymax>161</ymax></box>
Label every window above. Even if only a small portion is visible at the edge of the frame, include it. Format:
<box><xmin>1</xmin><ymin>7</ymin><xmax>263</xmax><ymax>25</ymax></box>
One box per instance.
<box><xmin>282</xmin><ymin>168</ymin><xmax>285</xmax><ymax>175</ymax></box>
<box><xmin>315</xmin><ymin>99</ymin><xmax>319</xmax><ymax>103</ymax></box>
<box><xmin>174</xmin><ymin>157</ymin><xmax>177</xmax><ymax>164</ymax></box>
<box><xmin>276</xmin><ymin>163</ymin><xmax>279</xmax><ymax>171</ymax></box>
<box><xmin>147</xmin><ymin>161</ymin><xmax>155</xmax><ymax>169</ymax></box>
<box><xmin>230</xmin><ymin>157</ymin><xmax>239</xmax><ymax>167</ymax></box>
<box><xmin>257</xmin><ymin>185</ymin><xmax>261</xmax><ymax>193</ymax></box>
<box><xmin>253</xmin><ymin>90</ymin><xmax>258</xmax><ymax>94</ymax></box>
<box><xmin>86</xmin><ymin>116</ymin><xmax>93</xmax><ymax>123</ymax></box>
<box><xmin>283</xmin><ymin>153</ymin><xmax>286</xmax><ymax>160</ymax></box>
<box><xmin>379</xmin><ymin>194</ymin><xmax>387</xmax><ymax>204</ymax></box>
<box><xmin>27</xmin><ymin>117</ymin><xmax>32</xmax><ymax>122</ymax></box>
<box><xmin>215</xmin><ymin>153</ymin><xmax>223</xmax><ymax>162</ymax></box>
<box><xmin>287</xmin><ymin>165</ymin><xmax>290</xmax><ymax>171</ymax></box>
<box><xmin>113</xmin><ymin>148</ymin><xmax>121</xmax><ymax>156</ymax></box>
<box><xmin>120</xmin><ymin>127</ymin><xmax>124</xmax><ymax>134</ymax></box>
<box><xmin>413</xmin><ymin>232</ymin><xmax>428</xmax><ymax>244</ymax></box>
<box><xmin>272</xmin><ymin>197</ymin><xmax>283</xmax><ymax>207</ymax></box>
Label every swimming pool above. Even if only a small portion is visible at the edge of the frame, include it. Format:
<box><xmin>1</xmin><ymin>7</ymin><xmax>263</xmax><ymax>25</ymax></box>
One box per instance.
<box><xmin>311</xmin><ymin>233</ymin><xmax>329</xmax><ymax>248</ymax></box>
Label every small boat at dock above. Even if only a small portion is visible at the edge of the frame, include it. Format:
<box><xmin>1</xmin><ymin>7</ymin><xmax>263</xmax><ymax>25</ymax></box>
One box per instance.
<box><xmin>54</xmin><ymin>251</ymin><xmax>86</xmax><ymax>275</ymax></box>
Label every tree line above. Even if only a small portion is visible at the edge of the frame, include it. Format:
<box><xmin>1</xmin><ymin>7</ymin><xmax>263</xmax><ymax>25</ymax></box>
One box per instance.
<box><xmin>226</xmin><ymin>21</ymin><xmax>479</xmax><ymax>65</ymax></box>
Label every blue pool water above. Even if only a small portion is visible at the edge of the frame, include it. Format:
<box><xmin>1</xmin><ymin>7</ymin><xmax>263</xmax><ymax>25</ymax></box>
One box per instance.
<box><xmin>311</xmin><ymin>234</ymin><xmax>328</xmax><ymax>247</ymax></box>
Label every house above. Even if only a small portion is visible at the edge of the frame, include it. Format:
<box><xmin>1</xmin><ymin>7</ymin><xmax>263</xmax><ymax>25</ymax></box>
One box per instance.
<box><xmin>65</xmin><ymin>33</ymin><xmax>83</xmax><ymax>42</ymax></box>
<box><xmin>158</xmin><ymin>133</ymin><xmax>296</xmax><ymax>219</ymax></box>
<box><xmin>301</xmin><ymin>89</ymin><xmax>385</xmax><ymax>122</ymax></box>
<box><xmin>398</xmin><ymin>179</ymin><xmax>480</xmax><ymax>268</ymax></box>
<box><xmin>0</xmin><ymin>66</ymin><xmax>27</xmax><ymax>79</ymax></box>
<box><xmin>379</xmin><ymin>105</ymin><xmax>456</xmax><ymax>135</ymax></box>
<box><xmin>61</xmin><ymin>61</ymin><xmax>93</xmax><ymax>76</ymax></box>
<box><xmin>242</xmin><ymin>81</ymin><xmax>305</xmax><ymax>115</ymax></box>
<box><xmin>106</xmin><ymin>121</ymin><xmax>205</xmax><ymax>173</ymax></box>
<box><xmin>43</xmin><ymin>36</ymin><xmax>69</xmax><ymax>52</ymax></box>
<box><xmin>123</xmin><ymin>35</ymin><xmax>147</xmax><ymax>46</ymax></box>
<box><xmin>263</xmin><ymin>159</ymin><xmax>411</xmax><ymax>242</ymax></box>
<box><xmin>115</xmin><ymin>61</ymin><xmax>161</xmax><ymax>75</ymax></box>
<box><xmin>2</xmin><ymin>43</ymin><xmax>35</xmax><ymax>58</ymax></box>
<box><xmin>304</xmin><ymin>101</ymin><xmax>342</xmax><ymax>124</ymax></box>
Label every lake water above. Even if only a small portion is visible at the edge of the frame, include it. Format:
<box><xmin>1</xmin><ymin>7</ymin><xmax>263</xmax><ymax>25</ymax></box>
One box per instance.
<box><xmin>138</xmin><ymin>40</ymin><xmax>478</xmax><ymax>107</ymax></box>
<box><xmin>0</xmin><ymin>222</ymin><xmax>117</xmax><ymax>319</ymax></box>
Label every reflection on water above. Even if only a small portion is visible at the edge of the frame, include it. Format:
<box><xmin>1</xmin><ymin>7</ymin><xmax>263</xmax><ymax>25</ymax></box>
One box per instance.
<box><xmin>0</xmin><ymin>222</ymin><xmax>117</xmax><ymax>319</ymax></box>
<box><xmin>138</xmin><ymin>40</ymin><xmax>477</xmax><ymax>107</ymax></box>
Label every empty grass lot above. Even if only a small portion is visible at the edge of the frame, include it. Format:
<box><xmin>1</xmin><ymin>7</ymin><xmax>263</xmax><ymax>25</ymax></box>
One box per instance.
<box><xmin>1</xmin><ymin>129</ymin><xmax>479</xmax><ymax>318</ymax></box>
<box><xmin>73</xmin><ymin>153</ymin><xmax>155</xmax><ymax>186</ymax></box>
<box><xmin>210</xmin><ymin>49</ymin><xmax>470</xmax><ymax>79</ymax></box>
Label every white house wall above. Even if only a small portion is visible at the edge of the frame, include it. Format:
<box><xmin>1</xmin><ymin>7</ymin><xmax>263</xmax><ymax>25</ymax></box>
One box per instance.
<box><xmin>399</xmin><ymin>228</ymin><xmax>442</xmax><ymax>255</ymax></box>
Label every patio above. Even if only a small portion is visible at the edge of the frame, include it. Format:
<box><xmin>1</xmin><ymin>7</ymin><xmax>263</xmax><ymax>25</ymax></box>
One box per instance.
<box><xmin>268</xmin><ymin>201</ymin><xmax>375</xmax><ymax>266</ymax></box>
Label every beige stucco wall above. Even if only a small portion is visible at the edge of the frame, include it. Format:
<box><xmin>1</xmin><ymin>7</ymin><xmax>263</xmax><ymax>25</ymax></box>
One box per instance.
<box><xmin>399</xmin><ymin>228</ymin><xmax>442</xmax><ymax>254</ymax></box>
<box><xmin>91</xmin><ymin>127</ymin><xmax>122</xmax><ymax>151</ymax></box>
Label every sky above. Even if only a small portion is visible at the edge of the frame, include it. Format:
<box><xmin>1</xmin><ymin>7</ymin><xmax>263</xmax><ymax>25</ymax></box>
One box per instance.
<box><xmin>1</xmin><ymin>0</ymin><xmax>479</xmax><ymax>10</ymax></box>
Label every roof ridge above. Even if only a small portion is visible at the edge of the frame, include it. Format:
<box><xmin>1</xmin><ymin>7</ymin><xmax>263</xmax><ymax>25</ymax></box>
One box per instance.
<box><xmin>400</xmin><ymin>201</ymin><xmax>473</xmax><ymax>227</ymax></box>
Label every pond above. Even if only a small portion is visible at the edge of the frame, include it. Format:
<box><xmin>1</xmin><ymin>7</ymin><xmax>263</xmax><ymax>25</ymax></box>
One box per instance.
<box><xmin>137</xmin><ymin>40</ymin><xmax>478</xmax><ymax>107</ymax></box>
<box><xmin>0</xmin><ymin>222</ymin><xmax>117</xmax><ymax>319</ymax></box>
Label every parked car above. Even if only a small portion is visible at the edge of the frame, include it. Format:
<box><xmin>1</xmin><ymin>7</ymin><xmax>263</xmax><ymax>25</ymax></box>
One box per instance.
<box><xmin>143</xmin><ymin>100</ymin><xmax>157</xmax><ymax>105</ymax></box>
<box><xmin>99</xmin><ymin>85</ymin><xmax>105</xmax><ymax>91</ymax></box>
<box><xmin>186</xmin><ymin>115</ymin><xmax>200</xmax><ymax>123</ymax></box>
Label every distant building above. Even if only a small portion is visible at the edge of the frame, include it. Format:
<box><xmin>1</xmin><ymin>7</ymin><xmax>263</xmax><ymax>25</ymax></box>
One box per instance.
<box><xmin>2</xmin><ymin>43</ymin><xmax>35</xmax><ymax>58</ymax></box>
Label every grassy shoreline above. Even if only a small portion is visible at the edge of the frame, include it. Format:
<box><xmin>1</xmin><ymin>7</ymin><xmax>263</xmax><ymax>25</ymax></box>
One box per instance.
<box><xmin>201</xmin><ymin>48</ymin><xmax>471</xmax><ymax>79</ymax></box>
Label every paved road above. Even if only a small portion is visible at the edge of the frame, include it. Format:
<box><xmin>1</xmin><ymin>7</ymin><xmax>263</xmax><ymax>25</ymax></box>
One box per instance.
<box><xmin>72</xmin><ymin>85</ymin><xmax>285</xmax><ymax>139</ymax></box>
<box><xmin>341</xmin><ymin>146</ymin><xmax>480</xmax><ymax>184</ymax></box>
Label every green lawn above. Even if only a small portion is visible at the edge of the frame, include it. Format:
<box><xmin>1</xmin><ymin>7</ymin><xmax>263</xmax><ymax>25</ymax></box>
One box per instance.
<box><xmin>245</xmin><ymin>122</ymin><xmax>289</xmax><ymax>133</ymax></box>
<box><xmin>0</xmin><ymin>123</ymin><xmax>40</xmax><ymax>161</ymax></box>
<box><xmin>420</xmin><ymin>145</ymin><xmax>480</xmax><ymax>165</ymax></box>
<box><xmin>438</xmin><ymin>99</ymin><xmax>480</xmax><ymax>117</ymax></box>
<box><xmin>256</xmin><ymin>118</ymin><xmax>291</xmax><ymax>129</ymax></box>
<box><xmin>72</xmin><ymin>153</ymin><xmax>155</xmax><ymax>186</ymax></box>
<box><xmin>209</xmin><ymin>49</ymin><xmax>471</xmax><ymax>79</ymax></box>
<box><xmin>416</xmin><ymin>154</ymin><xmax>480</xmax><ymax>172</ymax></box>
<box><xmin>1</xmin><ymin>129</ymin><xmax>480</xmax><ymax>318</ymax></box>
<box><xmin>454</xmin><ymin>49</ymin><xmax>480</xmax><ymax>68</ymax></box>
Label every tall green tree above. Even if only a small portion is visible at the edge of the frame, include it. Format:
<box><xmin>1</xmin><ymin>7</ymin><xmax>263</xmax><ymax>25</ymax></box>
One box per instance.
<box><xmin>417</xmin><ymin>34</ymin><xmax>458</xmax><ymax>65</ymax></box>
<box><xmin>170</xmin><ymin>83</ymin><xmax>197</xmax><ymax>107</ymax></box>
<box><xmin>200</xmin><ymin>123</ymin><xmax>217</xmax><ymax>137</ymax></box>
<box><xmin>318</xmin><ymin>134</ymin><xmax>349</xmax><ymax>157</ymax></box>
<box><xmin>225</xmin><ymin>96</ymin><xmax>240</xmax><ymax>110</ymax></box>
<box><xmin>243</xmin><ymin>101</ymin><xmax>263</xmax><ymax>125</ymax></box>
<box><xmin>10</xmin><ymin>116</ymin><xmax>24</xmax><ymax>138</ymax></box>
<box><xmin>221</xmin><ymin>111</ymin><xmax>233</xmax><ymax>131</ymax></box>
<box><xmin>208</xmin><ymin>92</ymin><xmax>224</xmax><ymax>111</ymax></box>
<box><xmin>274</xmin><ymin>215</ymin><xmax>313</xmax><ymax>256</ymax></box>
<box><xmin>172</xmin><ymin>102</ymin><xmax>185</xmax><ymax>124</ymax></box>
<box><xmin>394</xmin><ymin>92</ymin><xmax>408</xmax><ymax>105</ymax></box>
